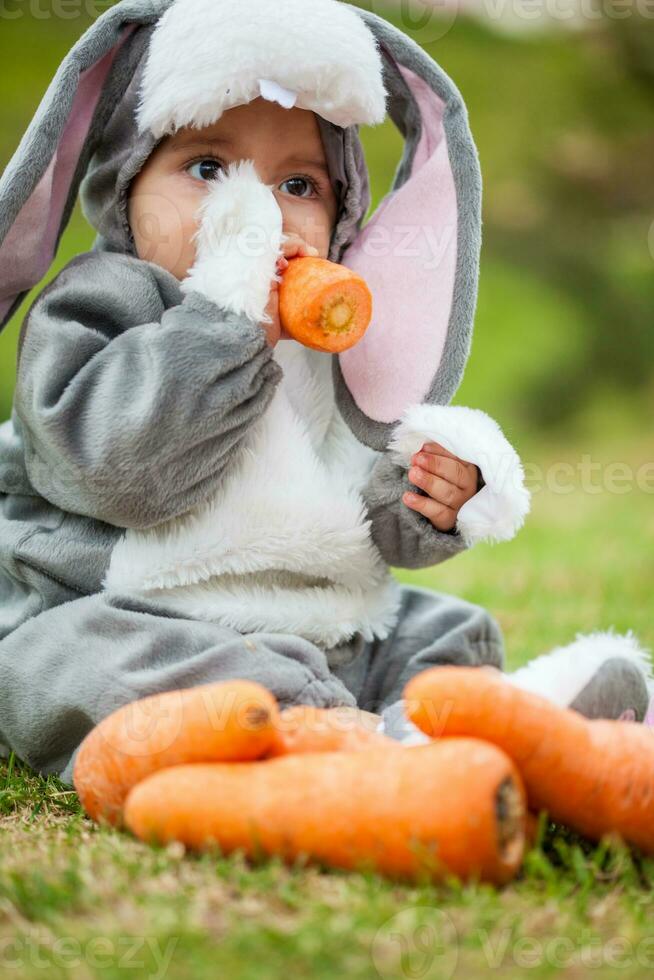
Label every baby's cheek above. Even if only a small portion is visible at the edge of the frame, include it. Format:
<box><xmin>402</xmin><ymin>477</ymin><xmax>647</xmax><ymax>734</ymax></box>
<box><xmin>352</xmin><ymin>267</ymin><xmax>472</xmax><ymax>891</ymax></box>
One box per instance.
<box><xmin>281</xmin><ymin>200</ymin><xmax>334</xmax><ymax>260</ymax></box>
<box><xmin>176</xmin><ymin>215</ymin><xmax>205</xmax><ymax>279</ymax></box>
<box><xmin>316</xmin><ymin>215</ymin><xmax>336</xmax><ymax>259</ymax></box>
<box><xmin>308</xmin><ymin>225</ymin><xmax>333</xmax><ymax>261</ymax></box>
<box><xmin>130</xmin><ymin>189</ymin><xmax>198</xmax><ymax>279</ymax></box>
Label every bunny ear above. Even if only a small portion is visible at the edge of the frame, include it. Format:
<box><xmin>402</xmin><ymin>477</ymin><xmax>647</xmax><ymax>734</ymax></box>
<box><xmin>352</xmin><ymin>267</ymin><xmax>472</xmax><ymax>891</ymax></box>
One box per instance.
<box><xmin>334</xmin><ymin>9</ymin><xmax>481</xmax><ymax>450</ymax></box>
<box><xmin>0</xmin><ymin>1</ymin><xmax>167</xmax><ymax>333</ymax></box>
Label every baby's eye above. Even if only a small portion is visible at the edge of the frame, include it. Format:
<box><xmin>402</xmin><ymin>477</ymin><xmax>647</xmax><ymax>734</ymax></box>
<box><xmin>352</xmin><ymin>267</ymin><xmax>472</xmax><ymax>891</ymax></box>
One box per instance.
<box><xmin>280</xmin><ymin>176</ymin><xmax>316</xmax><ymax>199</ymax></box>
<box><xmin>187</xmin><ymin>159</ymin><xmax>223</xmax><ymax>182</ymax></box>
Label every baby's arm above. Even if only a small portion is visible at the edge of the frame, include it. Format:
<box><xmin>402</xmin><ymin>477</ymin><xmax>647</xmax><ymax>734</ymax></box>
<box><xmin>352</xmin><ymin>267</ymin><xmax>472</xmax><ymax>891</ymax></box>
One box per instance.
<box><xmin>14</xmin><ymin>249</ymin><xmax>282</xmax><ymax>529</ymax></box>
<box><xmin>361</xmin><ymin>453</ymin><xmax>470</xmax><ymax>569</ymax></box>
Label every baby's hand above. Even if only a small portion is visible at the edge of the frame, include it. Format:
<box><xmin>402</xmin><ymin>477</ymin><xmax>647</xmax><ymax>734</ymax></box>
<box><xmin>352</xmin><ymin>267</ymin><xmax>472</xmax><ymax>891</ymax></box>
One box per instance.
<box><xmin>280</xmin><ymin>231</ymin><xmax>320</xmax><ymax>264</ymax></box>
<box><xmin>261</xmin><ymin>234</ymin><xmax>319</xmax><ymax>347</ymax></box>
<box><xmin>403</xmin><ymin>442</ymin><xmax>481</xmax><ymax>533</ymax></box>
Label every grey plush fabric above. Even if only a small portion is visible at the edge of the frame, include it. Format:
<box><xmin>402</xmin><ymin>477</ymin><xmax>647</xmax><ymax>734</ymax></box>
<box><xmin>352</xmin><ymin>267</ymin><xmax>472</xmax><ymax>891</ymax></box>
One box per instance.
<box><xmin>78</xmin><ymin>25</ymin><xmax>160</xmax><ymax>257</ymax></box>
<box><xmin>14</xmin><ymin>251</ymin><xmax>283</xmax><ymax>530</ymax></box>
<box><xmin>569</xmin><ymin>658</ymin><xmax>650</xmax><ymax>722</ymax></box>
<box><xmin>0</xmin><ymin>582</ymin><xmax>503</xmax><ymax>786</ymax></box>
<box><xmin>316</xmin><ymin>117</ymin><xmax>373</xmax><ymax>264</ymax></box>
<box><xmin>8</xmin><ymin>246</ymin><xmax>468</xmax><ymax>593</ymax></box>
<box><xmin>329</xmin><ymin>584</ymin><xmax>505</xmax><ymax>710</ymax></box>
<box><xmin>361</xmin><ymin>454</ymin><xmax>468</xmax><ymax>569</ymax></box>
<box><xmin>0</xmin><ymin>0</ymin><xmax>490</xmax><ymax>785</ymax></box>
<box><xmin>0</xmin><ymin>242</ymin><xmax>486</xmax><ymax>783</ymax></box>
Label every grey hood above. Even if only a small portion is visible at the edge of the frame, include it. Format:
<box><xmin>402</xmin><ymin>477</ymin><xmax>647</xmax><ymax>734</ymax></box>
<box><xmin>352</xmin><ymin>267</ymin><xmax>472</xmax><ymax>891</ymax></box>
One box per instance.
<box><xmin>77</xmin><ymin>23</ymin><xmax>372</xmax><ymax>265</ymax></box>
<box><xmin>0</xmin><ymin>0</ymin><xmax>483</xmax><ymax>453</ymax></box>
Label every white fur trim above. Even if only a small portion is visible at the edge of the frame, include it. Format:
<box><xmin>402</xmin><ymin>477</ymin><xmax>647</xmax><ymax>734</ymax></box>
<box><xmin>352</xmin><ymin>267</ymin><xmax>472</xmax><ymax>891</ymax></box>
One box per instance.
<box><xmin>137</xmin><ymin>0</ymin><xmax>387</xmax><ymax>137</ymax></box>
<box><xmin>259</xmin><ymin>79</ymin><xmax>297</xmax><ymax>110</ymax></box>
<box><xmin>506</xmin><ymin>630</ymin><xmax>654</xmax><ymax>707</ymax></box>
<box><xmin>119</xmin><ymin>574</ymin><xmax>403</xmax><ymax>650</ymax></box>
<box><xmin>387</xmin><ymin>404</ymin><xmax>531</xmax><ymax>547</ymax></box>
<box><xmin>180</xmin><ymin>159</ymin><xmax>283</xmax><ymax>325</ymax></box>
<box><xmin>103</xmin><ymin>341</ymin><xmax>399</xmax><ymax>648</ymax></box>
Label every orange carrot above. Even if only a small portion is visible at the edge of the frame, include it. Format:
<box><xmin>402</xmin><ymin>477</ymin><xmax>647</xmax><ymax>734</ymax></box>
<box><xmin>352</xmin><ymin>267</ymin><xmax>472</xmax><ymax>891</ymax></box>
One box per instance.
<box><xmin>266</xmin><ymin>705</ymin><xmax>394</xmax><ymax>757</ymax></box>
<box><xmin>278</xmin><ymin>257</ymin><xmax>372</xmax><ymax>353</ymax></box>
<box><xmin>123</xmin><ymin>739</ymin><xmax>526</xmax><ymax>885</ymax></box>
<box><xmin>73</xmin><ymin>680</ymin><xmax>278</xmax><ymax>827</ymax></box>
<box><xmin>405</xmin><ymin>666</ymin><xmax>654</xmax><ymax>854</ymax></box>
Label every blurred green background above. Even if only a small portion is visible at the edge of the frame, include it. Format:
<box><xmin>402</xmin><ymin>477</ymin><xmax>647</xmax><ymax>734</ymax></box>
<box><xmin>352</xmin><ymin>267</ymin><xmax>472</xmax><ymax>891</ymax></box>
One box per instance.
<box><xmin>0</xmin><ymin>1</ymin><xmax>652</xmax><ymax>659</ymax></box>
<box><xmin>2</xmin><ymin>2</ymin><xmax>653</xmax><ymax>436</ymax></box>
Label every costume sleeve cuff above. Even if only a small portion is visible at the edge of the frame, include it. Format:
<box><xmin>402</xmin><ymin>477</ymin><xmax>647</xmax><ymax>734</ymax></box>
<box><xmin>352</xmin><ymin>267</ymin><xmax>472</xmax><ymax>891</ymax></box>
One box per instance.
<box><xmin>386</xmin><ymin>403</ymin><xmax>531</xmax><ymax>547</ymax></box>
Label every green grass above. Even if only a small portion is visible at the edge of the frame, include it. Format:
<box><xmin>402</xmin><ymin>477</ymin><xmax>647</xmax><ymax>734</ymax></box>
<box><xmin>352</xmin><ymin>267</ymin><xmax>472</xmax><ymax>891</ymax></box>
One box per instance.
<box><xmin>3</xmin><ymin>749</ymin><xmax>654</xmax><ymax>980</ymax></box>
<box><xmin>0</xmin><ymin>426</ymin><xmax>652</xmax><ymax>979</ymax></box>
<box><xmin>1</xmin><ymin>7</ymin><xmax>654</xmax><ymax>975</ymax></box>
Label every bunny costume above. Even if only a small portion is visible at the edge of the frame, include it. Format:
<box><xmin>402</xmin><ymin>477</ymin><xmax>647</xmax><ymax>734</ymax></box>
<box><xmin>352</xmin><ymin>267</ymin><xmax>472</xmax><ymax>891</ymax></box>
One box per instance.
<box><xmin>0</xmin><ymin>0</ymin><xmax>651</xmax><ymax>785</ymax></box>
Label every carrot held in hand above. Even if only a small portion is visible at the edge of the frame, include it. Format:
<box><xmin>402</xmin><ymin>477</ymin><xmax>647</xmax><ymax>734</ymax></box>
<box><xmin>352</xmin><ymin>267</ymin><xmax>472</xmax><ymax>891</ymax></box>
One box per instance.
<box><xmin>73</xmin><ymin>680</ymin><xmax>279</xmax><ymax>827</ymax></box>
<box><xmin>278</xmin><ymin>257</ymin><xmax>372</xmax><ymax>353</ymax></box>
<box><xmin>266</xmin><ymin>705</ymin><xmax>394</xmax><ymax>757</ymax></box>
<box><xmin>123</xmin><ymin>739</ymin><xmax>527</xmax><ymax>885</ymax></box>
<box><xmin>404</xmin><ymin>666</ymin><xmax>654</xmax><ymax>854</ymax></box>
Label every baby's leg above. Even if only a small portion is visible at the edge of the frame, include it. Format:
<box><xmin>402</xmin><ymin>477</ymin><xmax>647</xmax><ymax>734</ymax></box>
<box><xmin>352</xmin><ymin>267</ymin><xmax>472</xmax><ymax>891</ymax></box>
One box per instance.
<box><xmin>505</xmin><ymin>632</ymin><xmax>653</xmax><ymax>722</ymax></box>
<box><xmin>329</xmin><ymin>583</ymin><xmax>505</xmax><ymax>741</ymax></box>
<box><xmin>0</xmin><ymin>591</ymin><xmax>357</xmax><ymax>786</ymax></box>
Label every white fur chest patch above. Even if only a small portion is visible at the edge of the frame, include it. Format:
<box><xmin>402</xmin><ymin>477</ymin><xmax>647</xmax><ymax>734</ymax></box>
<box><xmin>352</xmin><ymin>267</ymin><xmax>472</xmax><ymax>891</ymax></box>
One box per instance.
<box><xmin>103</xmin><ymin>343</ymin><xmax>403</xmax><ymax>648</ymax></box>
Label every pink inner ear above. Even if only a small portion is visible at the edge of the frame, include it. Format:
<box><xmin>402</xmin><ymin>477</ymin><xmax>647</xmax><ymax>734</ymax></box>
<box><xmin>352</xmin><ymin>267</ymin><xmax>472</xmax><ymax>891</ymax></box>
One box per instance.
<box><xmin>339</xmin><ymin>62</ymin><xmax>458</xmax><ymax>424</ymax></box>
<box><xmin>0</xmin><ymin>25</ymin><xmax>136</xmax><ymax>327</ymax></box>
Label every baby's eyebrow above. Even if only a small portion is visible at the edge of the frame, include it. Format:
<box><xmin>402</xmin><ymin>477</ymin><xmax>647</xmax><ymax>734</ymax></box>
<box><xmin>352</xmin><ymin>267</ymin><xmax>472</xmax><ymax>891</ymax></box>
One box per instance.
<box><xmin>171</xmin><ymin>135</ymin><xmax>235</xmax><ymax>151</ymax></box>
<box><xmin>171</xmin><ymin>135</ymin><xmax>329</xmax><ymax>176</ymax></box>
<box><xmin>281</xmin><ymin>154</ymin><xmax>330</xmax><ymax>176</ymax></box>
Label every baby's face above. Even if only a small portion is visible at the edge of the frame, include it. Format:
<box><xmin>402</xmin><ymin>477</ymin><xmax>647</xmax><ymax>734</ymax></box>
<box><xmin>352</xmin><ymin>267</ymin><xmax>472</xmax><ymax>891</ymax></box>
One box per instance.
<box><xmin>128</xmin><ymin>97</ymin><xmax>339</xmax><ymax>280</ymax></box>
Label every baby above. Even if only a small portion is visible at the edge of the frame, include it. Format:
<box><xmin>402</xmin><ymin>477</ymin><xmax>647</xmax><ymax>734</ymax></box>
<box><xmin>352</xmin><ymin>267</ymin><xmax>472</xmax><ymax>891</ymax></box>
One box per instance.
<box><xmin>0</xmin><ymin>0</ymin><xmax>650</xmax><ymax>786</ymax></box>
<box><xmin>127</xmin><ymin>95</ymin><xmax>481</xmax><ymax>529</ymax></box>
<box><xmin>123</xmin><ymin>93</ymin><xmax>484</xmax><ymax>735</ymax></box>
